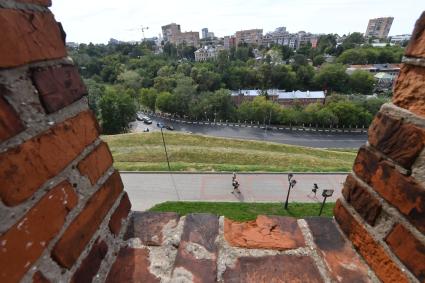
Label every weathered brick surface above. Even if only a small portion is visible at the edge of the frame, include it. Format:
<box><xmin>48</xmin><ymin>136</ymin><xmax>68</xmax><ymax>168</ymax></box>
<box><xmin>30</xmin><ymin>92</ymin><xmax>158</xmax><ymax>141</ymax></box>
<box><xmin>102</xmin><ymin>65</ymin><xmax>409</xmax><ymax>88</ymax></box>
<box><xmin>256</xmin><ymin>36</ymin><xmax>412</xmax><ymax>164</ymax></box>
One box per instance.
<box><xmin>385</xmin><ymin>224</ymin><xmax>425</xmax><ymax>282</ymax></box>
<box><xmin>223</xmin><ymin>255</ymin><xmax>323</xmax><ymax>283</ymax></box>
<box><xmin>172</xmin><ymin>214</ymin><xmax>219</xmax><ymax>283</ymax></box>
<box><xmin>393</xmin><ymin>64</ymin><xmax>425</xmax><ymax>117</ymax></box>
<box><xmin>341</xmin><ymin>174</ymin><xmax>382</xmax><ymax>226</ymax></box>
<box><xmin>368</xmin><ymin>112</ymin><xmax>425</xmax><ymax>169</ymax></box>
<box><xmin>32</xmin><ymin>65</ymin><xmax>87</xmax><ymax>113</ymax></box>
<box><xmin>405</xmin><ymin>11</ymin><xmax>425</xmax><ymax>58</ymax></box>
<box><xmin>0</xmin><ymin>110</ymin><xmax>99</xmax><ymax>206</ymax></box>
<box><xmin>0</xmin><ymin>9</ymin><xmax>66</xmax><ymax>68</ymax></box>
<box><xmin>0</xmin><ymin>94</ymin><xmax>25</xmax><ymax>142</ymax></box>
<box><xmin>32</xmin><ymin>271</ymin><xmax>51</xmax><ymax>283</ymax></box>
<box><xmin>0</xmin><ymin>182</ymin><xmax>77</xmax><ymax>283</ymax></box>
<box><xmin>71</xmin><ymin>239</ymin><xmax>108</xmax><ymax>283</ymax></box>
<box><xmin>124</xmin><ymin>211</ymin><xmax>180</xmax><ymax>245</ymax></box>
<box><xmin>334</xmin><ymin>200</ymin><xmax>409</xmax><ymax>283</ymax></box>
<box><xmin>105</xmin><ymin>247</ymin><xmax>160</xmax><ymax>283</ymax></box>
<box><xmin>77</xmin><ymin>142</ymin><xmax>113</xmax><ymax>185</ymax></box>
<box><xmin>109</xmin><ymin>193</ymin><xmax>131</xmax><ymax>236</ymax></box>
<box><xmin>15</xmin><ymin>0</ymin><xmax>52</xmax><ymax>6</ymax></box>
<box><xmin>224</xmin><ymin>215</ymin><xmax>305</xmax><ymax>250</ymax></box>
<box><xmin>354</xmin><ymin>147</ymin><xmax>425</xmax><ymax>233</ymax></box>
<box><xmin>306</xmin><ymin>217</ymin><xmax>371</xmax><ymax>283</ymax></box>
<box><xmin>52</xmin><ymin>171</ymin><xmax>123</xmax><ymax>269</ymax></box>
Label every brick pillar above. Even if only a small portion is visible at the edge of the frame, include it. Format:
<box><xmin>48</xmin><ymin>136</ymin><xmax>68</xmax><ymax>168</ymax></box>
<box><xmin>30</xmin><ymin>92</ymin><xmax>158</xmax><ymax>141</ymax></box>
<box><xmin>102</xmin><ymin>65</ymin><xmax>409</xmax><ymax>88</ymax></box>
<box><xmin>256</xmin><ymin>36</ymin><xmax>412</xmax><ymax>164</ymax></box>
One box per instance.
<box><xmin>0</xmin><ymin>1</ymin><xmax>131</xmax><ymax>282</ymax></box>
<box><xmin>334</xmin><ymin>11</ymin><xmax>425</xmax><ymax>283</ymax></box>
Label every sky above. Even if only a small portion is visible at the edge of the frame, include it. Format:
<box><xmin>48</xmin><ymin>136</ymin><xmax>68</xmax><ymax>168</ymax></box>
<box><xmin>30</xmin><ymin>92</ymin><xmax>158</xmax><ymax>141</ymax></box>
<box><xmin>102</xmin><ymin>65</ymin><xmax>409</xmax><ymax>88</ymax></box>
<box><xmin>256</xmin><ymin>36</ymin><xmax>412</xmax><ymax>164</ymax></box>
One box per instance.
<box><xmin>51</xmin><ymin>0</ymin><xmax>424</xmax><ymax>44</ymax></box>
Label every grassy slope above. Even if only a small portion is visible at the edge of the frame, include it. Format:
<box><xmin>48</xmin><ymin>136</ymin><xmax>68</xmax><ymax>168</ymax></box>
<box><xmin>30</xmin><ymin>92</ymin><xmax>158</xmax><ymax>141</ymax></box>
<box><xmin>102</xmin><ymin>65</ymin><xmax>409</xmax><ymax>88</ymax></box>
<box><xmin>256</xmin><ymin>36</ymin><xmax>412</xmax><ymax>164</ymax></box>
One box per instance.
<box><xmin>103</xmin><ymin>132</ymin><xmax>356</xmax><ymax>172</ymax></box>
<box><xmin>149</xmin><ymin>201</ymin><xmax>335</xmax><ymax>221</ymax></box>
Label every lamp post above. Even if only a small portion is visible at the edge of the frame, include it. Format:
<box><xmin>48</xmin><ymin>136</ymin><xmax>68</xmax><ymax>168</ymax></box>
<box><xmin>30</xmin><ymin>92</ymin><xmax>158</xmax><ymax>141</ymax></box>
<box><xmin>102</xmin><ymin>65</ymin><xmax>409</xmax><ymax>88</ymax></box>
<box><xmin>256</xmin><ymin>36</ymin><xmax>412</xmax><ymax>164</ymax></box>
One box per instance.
<box><xmin>319</xmin><ymin>189</ymin><xmax>334</xmax><ymax>216</ymax></box>
<box><xmin>284</xmin><ymin>174</ymin><xmax>296</xmax><ymax>210</ymax></box>
<box><xmin>160</xmin><ymin>126</ymin><xmax>171</xmax><ymax>171</ymax></box>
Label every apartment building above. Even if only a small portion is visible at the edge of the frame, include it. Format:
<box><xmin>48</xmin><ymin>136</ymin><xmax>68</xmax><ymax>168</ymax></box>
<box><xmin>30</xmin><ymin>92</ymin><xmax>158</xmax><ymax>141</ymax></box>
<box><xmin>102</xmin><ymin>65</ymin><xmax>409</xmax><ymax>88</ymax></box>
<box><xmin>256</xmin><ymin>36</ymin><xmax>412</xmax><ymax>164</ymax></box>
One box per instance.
<box><xmin>235</xmin><ymin>29</ymin><xmax>263</xmax><ymax>46</ymax></box>
<box><xmin>365</xmin><ymin>17</ymin><xmax>394</xmax><ymax>38</ymax></box>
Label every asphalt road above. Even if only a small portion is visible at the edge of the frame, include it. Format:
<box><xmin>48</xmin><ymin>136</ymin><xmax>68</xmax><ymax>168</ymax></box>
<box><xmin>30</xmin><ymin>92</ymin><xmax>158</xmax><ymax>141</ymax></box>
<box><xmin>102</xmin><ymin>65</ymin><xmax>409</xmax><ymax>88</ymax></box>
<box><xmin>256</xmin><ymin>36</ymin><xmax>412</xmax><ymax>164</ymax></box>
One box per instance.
<box><xmin>121</xmin><ymin>172</ymin><xmax>347</xmax><ymax>211</ymax></box>
<box><xmin>131</xmin><ymin>115</ymin><xmax>367</xmax><ymax>148</ymax></box>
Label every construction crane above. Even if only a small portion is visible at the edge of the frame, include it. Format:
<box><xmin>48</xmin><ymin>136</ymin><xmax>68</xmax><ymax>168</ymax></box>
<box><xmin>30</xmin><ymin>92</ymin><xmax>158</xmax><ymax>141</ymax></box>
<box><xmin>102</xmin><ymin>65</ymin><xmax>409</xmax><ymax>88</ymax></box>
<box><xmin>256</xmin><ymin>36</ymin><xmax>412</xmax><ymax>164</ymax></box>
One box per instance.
<box><xmin>126</xmin><ymin>25</ymin><xmax>150</xmax><ymax>41</ymax></box>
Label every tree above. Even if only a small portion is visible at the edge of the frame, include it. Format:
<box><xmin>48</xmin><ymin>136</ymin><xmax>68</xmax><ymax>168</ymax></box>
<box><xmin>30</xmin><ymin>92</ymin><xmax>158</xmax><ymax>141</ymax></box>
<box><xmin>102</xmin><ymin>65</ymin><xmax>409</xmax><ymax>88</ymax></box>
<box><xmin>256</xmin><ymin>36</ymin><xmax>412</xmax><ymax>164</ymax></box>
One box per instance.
<box><xmin>84</xmin><ymin>79</ymin><xmax>105</xmax><ymax>117</ymax></box>
<box><xmin>314</xmin><ymin>63</ymin><xmax>349</xmax><ymax>93</ymax></box>
<box><xmin>313</xmin><ymin>55</ymin><xmax>325</xmax><ymax>66</ymax></box>
<box><xmin>140</xmin><ymin>88</ymin><xmax>158</xmax><ymax>111</ymax></box>
<box><xmin>99</xmin><ymin>88</ymin><xmax>137</xmax><ymax>134</ymax></box>
<box><xmin>117</xmin><ymin>70</ymin><xmax>143</xmax><ymax>91</ymax></box>
<box><xmin>348</xmin><ymin>70</ymin><xmax>375</xmax><ymax>94</ymax></box>
<box><xmin>156</xmin><ymin>91</ymin><xmax>174</xmax><ymax>113</ymax></box>
<box><xmin>342</xmin><ymin>32</ymin><xmax>365</xmax><ymax>50</ymax></box>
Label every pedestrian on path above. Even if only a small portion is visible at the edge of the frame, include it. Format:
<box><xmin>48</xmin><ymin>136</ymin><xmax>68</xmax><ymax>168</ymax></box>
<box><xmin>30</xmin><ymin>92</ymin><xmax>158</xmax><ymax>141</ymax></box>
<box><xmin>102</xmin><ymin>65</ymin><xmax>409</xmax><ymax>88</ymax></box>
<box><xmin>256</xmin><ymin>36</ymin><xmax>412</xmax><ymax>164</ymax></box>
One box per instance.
<box><xmin>232</xmin><ymin>172</ymin><xmax>241</xmax><ymax>194</ymax></box>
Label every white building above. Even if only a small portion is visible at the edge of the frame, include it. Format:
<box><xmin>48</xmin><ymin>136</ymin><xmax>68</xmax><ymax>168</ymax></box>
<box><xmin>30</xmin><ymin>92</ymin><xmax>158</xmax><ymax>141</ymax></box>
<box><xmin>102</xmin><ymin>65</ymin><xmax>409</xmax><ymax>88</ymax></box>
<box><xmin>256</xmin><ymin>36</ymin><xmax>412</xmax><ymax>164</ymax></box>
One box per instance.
<box><xmin>194</xmin><ymin>46</ymin><xmax>224</xmax><ymax>61</ymax></box>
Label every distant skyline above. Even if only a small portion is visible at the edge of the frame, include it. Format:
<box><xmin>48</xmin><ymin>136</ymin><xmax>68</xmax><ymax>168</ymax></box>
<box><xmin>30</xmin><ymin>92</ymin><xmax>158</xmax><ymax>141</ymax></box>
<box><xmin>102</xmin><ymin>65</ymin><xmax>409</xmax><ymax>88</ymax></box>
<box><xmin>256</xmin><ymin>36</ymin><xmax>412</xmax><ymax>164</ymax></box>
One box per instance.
<box><xmin>51</xmin><ymin>0</ymin><xmax>424</xmax><ymax>43</ymax></box>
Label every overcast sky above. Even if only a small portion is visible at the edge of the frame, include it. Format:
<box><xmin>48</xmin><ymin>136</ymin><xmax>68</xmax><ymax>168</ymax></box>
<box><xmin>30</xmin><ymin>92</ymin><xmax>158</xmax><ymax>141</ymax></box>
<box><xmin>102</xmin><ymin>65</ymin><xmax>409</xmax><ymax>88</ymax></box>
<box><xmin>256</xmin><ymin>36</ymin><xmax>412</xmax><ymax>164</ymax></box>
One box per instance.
<box><xmin>51</xmin><ymin>0</ymin><xmax>424</xmax><ymax>44</ymax></box>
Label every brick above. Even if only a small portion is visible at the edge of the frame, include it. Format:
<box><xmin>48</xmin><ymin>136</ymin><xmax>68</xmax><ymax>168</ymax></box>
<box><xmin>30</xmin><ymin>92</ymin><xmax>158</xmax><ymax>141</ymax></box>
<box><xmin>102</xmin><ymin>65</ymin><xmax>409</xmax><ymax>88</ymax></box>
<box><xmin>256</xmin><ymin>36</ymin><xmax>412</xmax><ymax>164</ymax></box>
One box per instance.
<box><xmin>0</xmin><ymin>93</ymin><xmax>25</xmax><ymax>142</ymax></box>
<box><xmin>368</xmin><ymin>112</ymin><xmax>425</xmax><ymax>169</ymax></box>
<box><xmin>105</xmin><ymin>247</ymin><xmax>160</xmax><ymax>283</ymax></box>
<box><xmin>0</xmin><ymin>9</ymin><xmax>66</xmax><ymax>68</ymax></box>
<box><xmin>342</xmin><ymin>174</ymin><xmax>382</xmax><ymax>226</ymax></box>
<box><xmin>405</xmin><ymin>11</ymin><xmax>425</xmax><ymax>58</ymax></box>
<box><xmin>334</xmin><ymin>200</ymin><xmax>409</xmax><ymax>283</ymax></box>
<box><xmin>353</xmin><ymin>147</ymin><xmax>425</xmax><ymax>234</ymax></box>
<box><xmin>52</xmin><ymin>171</ymin><xmax>123</xmax><ymax>269</ymax></box>
<box><xmin>124</xmin><ymin>212</ymin><xmax>180</xmax><ymax>245</ymax></box>
<box><xmin>223</xmin><ymin>255</ymin><xmax>323</xmax><ymax>283</ymax></box>
<box><xmin>32</xmin><ymin>271</ymin><xmax>51</xmax><ymax>283</ymax></box>
<box><xmin>71</xmin><ymin>239</ymin><xmax>108</xmax><ymax>283</ymax></box>
<box><xmin>224</xmin><ymin>215</ymin><xmax>305</xmax><ymax>250</ymax></box>
<box><xmin>385</xmin><ymin>224</ymin><xmax>425</xmax><ymax>282</ymax></box>
<box><xmin>172</xmin><ymin>214</ymin><xmax>219</xmax><ymax>283</ymax></box>
<box><xmin>0</xmin><ymin>182</ymin><xmax>77</xmax><ymax>283</ymax></box>
<box><xmin>109</xmin><ymin>193</ymin><xmax>131</xmax><ymax>236</ymax></box>
<box><xmin>0</xmin><ymin>110</ymin><xmax>99</xmax><ymax>206</ymax></box>
<box><xmin>78</xmin><ymin>142</ymin><xmax>113</xmax><ymax>185</ymax></box>
<box><xmin>15</xmin><ymin>0</ymin><xmax>52</xmax><ymax>6</ymax></box>
<box><xmin>306</xmin><ymin>217</ymin><xmax>370</xmax><ymax>283</ymax></box>
<box><xmin>32</xmin><ymin>65</ymin><xmax>87</xmax><ymax>113</ymax></box>
<box><xmin>393</xmin><ymin>64</ymin><xmax>425</xmax><ymax>117</ymax></box>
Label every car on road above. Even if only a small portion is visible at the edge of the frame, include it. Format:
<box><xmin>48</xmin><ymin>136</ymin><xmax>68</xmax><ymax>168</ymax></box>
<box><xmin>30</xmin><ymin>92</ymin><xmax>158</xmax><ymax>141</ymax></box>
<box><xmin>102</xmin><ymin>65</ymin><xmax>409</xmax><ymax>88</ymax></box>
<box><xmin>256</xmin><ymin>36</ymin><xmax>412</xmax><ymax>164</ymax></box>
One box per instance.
<box><xmin>165</xmin><ymin>124</ymin><xmax>174</xmax><ymax>131</ymax></box>
<box><xmin>157</xmin><ymin>122</ymin><xmax>164</xmax><ymax>128</ymax></box>
<box><xmin>143</xmin><ymin>118</ymin><xmax>152</xmax><ymax>124</ymax></box>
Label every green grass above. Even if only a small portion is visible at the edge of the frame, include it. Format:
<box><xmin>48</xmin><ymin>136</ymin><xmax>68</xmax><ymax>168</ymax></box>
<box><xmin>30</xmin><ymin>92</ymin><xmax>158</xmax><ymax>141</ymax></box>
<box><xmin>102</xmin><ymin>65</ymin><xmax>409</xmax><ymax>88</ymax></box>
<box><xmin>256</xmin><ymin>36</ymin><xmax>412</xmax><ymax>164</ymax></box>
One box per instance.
<box><xmin>149</xmin><ymin>201</ymin><xmax>335</xmax><ymax>221</ymax></box>
<box><xmin>103</xmin><ymin>132</ymin><xmax>356</xmax><ymax>172</ymax></box>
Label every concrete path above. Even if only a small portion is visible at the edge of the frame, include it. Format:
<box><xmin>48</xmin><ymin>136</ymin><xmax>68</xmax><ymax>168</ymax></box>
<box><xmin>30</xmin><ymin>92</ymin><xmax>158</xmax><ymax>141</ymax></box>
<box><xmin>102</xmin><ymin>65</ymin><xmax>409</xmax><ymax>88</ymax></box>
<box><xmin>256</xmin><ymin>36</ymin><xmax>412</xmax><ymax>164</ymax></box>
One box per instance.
<box><xmin>121</xmin><ymin>172</ymin><xmax>348</xmax><ymax>211</ymax></box>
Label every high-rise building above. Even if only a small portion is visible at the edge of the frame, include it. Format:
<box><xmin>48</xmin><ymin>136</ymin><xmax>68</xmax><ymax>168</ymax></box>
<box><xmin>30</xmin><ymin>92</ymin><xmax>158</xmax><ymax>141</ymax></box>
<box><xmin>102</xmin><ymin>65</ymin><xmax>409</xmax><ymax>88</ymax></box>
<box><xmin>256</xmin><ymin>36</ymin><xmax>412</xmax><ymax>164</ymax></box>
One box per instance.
<box><xmin>365</xmin><ymin>17</ymin><xmax>394</xmax><ymax>38</ymax></box>
<box><xmin>202</xmin><ymin>28</ymin><xmax>209</xmax><ymax>39</ymax></box>
<box><xmin>235</xmin><ymin>29</ymin><xmax>263</xmax><ymax>46</ymax></box>
<box><xmin>161</xmin><ymin>23</ymin><xmax>200</xmax><ymax>47</ymax></box>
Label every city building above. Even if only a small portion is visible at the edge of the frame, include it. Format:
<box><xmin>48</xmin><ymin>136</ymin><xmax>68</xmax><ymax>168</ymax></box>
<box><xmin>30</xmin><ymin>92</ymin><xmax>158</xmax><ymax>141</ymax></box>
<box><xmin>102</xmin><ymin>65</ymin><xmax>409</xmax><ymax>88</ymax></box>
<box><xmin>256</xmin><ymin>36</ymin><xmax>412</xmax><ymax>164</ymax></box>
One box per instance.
<box><xmin>390</xmin><ymin>34</ymin><xmax>411</xmax><ymax>44</ymax></box>
<box><xmin>235</xmin><ymin>29</ymin><xmax>263</xmax><ymax>46</ymax></box>
<box><xmin>161</xmin><ymin>23</ymin><xmax>200</xmax><ymax>47</ymax></box>
<box><xmin>194</xmin><ymin>45</ymin><xmax>224</xmax><ymax>61</ymax></box>
<box><xmin>224</xmin><ymin>36</ymin><xmax>236</xmax><ymax>49</ymax></box>
<box><xmin>202</xmin><ymin>28</ymin><xmax>209</xmax><ymax>39</ymax></box>
<box><xmin>365</xmin><ymin>17</ymin><xmax>394</xmax><ymax>38</ymax></box>
<box><xmin>231</xmin><ymin>90</ymin><xmax>325</xmax><ymax>107</ymax></box>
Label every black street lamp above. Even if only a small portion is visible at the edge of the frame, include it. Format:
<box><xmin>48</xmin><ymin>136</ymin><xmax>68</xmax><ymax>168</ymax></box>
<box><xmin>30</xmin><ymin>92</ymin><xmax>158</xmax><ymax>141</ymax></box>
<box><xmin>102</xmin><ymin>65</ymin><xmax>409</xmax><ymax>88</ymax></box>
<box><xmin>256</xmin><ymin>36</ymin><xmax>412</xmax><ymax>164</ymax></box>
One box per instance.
<box><xmin>160</xmin><ymin>126</ymin><xmax>171</xmax><ymax>171</ymax></box>
<box><xmin>319</xmin><ymin>189</ymin><xmax>334</xmax><ymax>216</ymax></box>
<box><xmin>284</xmin><ymin>174</ymin><xmax>297</xmax><ymax>210</ymax></box>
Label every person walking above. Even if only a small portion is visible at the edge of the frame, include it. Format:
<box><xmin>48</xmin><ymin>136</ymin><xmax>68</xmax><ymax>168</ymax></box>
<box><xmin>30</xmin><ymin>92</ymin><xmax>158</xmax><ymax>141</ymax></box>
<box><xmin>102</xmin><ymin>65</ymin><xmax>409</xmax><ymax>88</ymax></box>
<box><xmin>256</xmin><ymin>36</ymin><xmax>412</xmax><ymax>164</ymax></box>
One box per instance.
<box><xmin>232</xmin><ymin>172</ymin><xmax>241</xmax><ymax>194</ymax></box>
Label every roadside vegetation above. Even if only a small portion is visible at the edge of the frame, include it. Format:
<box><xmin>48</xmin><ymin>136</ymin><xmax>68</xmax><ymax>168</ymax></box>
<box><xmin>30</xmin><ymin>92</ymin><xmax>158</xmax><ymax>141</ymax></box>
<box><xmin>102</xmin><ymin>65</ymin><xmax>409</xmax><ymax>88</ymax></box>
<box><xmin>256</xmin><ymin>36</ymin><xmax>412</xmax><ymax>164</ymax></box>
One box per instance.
<box><xmin>70</xmin><ymin>32</ymin><xmax>398</xmax><ymax>134</ymax></box>
<box><xmin>149</xmin><ymin>201</ymin><xmax>335</xmax><ymax>221</ymax></box>
<box><xmin>103</xmin><ymin>132</ymin><xmax>356</xmax><ymax>172</ymax></box>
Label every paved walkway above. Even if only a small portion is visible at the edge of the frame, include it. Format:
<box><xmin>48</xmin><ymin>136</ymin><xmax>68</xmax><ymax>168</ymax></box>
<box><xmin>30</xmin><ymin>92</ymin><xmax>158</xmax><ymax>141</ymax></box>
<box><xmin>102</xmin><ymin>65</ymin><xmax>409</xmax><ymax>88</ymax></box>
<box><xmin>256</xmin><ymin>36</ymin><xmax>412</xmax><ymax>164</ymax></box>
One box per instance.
<box><xmin>121</xmin><ymin>173</ymin><xmax>347</xmax><ymax>211</ymax></box>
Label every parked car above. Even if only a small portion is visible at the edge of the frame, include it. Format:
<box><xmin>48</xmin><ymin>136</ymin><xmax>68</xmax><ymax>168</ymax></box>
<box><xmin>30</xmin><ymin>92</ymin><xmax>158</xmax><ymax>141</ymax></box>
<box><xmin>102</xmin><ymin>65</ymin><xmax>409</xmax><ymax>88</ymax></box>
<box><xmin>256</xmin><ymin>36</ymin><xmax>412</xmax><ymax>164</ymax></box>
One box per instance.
<box><xmin>136</xmin><ymin>113</ymin><xmax>144</xmax><ymax>121</ymax></box>
<box><xmin>157</xmin><ymin>122</ymin><xmax>164</xmax><ymax>128</ymax></box>
<box><xmin>165</xmin><ymin>124</ymin><xmax>174</xmax><ymax>131</ymax></box>
<box><xmin>143</xmin><ymin>118</ymin><xmax>152</xmax><ymax>124</ymax></box>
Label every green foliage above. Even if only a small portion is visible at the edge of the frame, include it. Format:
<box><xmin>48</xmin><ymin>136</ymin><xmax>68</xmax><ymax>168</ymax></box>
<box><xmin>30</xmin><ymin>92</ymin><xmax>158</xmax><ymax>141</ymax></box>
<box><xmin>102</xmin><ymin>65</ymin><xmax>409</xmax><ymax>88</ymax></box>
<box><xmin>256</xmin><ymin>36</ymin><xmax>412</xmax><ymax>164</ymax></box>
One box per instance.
<box><xmin>140</xmin><ymin>88</ymin><xmax>158</xmax><ymax>111</ymax></box>
<box><xmin>314</xmin><ymin>63</ymin><xmax>349</xmax><ymax>93</ymax></box>
<box><xmin>84</xmin><ymin>79</ymin><xmax>105</xmax><ymax>116</ymax></box>
<box><xmin>348</xmin><ymin>70</ymin><xmax>375</xmax><ymax>94</ymax></box>
<box><xmin>342</xmin><ymin>32</ymin><xmax>365</xmax><ymax>50</ymax></box>
<box><xmin>99</xmin><ymin>87</ymin><xmax>137</xmax><ymax>134</ymax></box>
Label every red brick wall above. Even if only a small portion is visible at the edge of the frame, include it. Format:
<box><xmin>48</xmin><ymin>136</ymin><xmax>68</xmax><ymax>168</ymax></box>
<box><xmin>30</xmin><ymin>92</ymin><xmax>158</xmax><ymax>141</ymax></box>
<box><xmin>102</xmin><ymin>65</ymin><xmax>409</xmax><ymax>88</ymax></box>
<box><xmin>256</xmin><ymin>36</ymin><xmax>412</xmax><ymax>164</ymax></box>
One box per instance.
<box><xmin>0</xmin><ymin>1</ymin><xmax>131</xmax><ymax>282</ymax></box>
<box><xmin>334</xmin><ymin>11</ymin><xmax>425</xmax><ymax>283</ymax></box>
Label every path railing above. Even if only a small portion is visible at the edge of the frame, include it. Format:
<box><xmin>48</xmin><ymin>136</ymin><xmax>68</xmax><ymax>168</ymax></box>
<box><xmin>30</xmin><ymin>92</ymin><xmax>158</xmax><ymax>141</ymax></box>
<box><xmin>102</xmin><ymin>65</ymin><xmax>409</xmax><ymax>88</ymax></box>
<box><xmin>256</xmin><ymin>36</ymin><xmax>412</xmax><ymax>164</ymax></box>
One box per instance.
<box><xmin>146</xmin><ymin>112</ymin><xmax>367</xmax><ymax>134</ymax></box>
